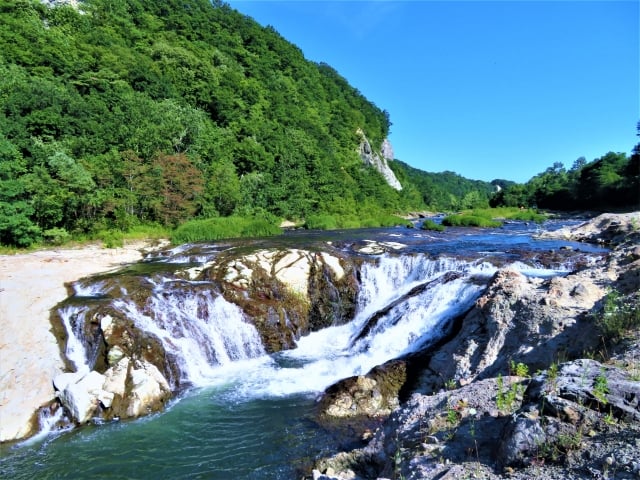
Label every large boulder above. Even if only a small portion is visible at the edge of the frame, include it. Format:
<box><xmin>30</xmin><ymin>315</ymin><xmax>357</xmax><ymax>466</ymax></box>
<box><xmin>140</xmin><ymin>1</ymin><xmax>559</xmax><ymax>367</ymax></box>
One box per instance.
<box><xmin>125</xmin><ymin>360</ymin><xmax>171</xmax><ymax>418</ymax></box>
<box><xmin>202</xmin><ymin>248</ymin><xmax>359</xmax><ymax>352</ymax></box>
<box><xmin>317</xmin><ymin>360</ymin><xmax>407</xmax><ymax>436</ymax></box>
<box><xmin>55</xmin><ymin>370</ymin><xmax>109</xmax><ymax>424</ymax></box>
<box><xmin>414</xmin><ymin>266</ymin><xmax>605</xmax><ymax>394</ymax></box>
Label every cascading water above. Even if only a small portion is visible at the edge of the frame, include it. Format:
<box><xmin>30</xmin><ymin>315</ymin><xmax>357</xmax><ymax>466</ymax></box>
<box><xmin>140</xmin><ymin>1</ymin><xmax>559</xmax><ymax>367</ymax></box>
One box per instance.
<box><xmin>213</xmin><ymin>255</ymin><xmax>495</xmax><ymax>399</ymax></box>
<box><xmin>112</xmin><ymin>278</ymin><xmax>266</xmax><ymax>387</ymax></box>
<box><xmin>57</xmin><ymin>305</ymin><xmax>92</xmax><ymax>374</ymax></box>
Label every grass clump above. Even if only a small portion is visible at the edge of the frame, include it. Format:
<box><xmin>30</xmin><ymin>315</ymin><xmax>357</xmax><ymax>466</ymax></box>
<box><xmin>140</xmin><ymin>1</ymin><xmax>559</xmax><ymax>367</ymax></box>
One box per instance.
<box><xmin>172</xmin><ymin>216</ymin><xmax>282</xmax><ymax>244</ymax></box>
<box><xmin>442</xmin><ymin>214</ymin><xmax>503</xmax><ymax>228</ymax></box>
<box><xmin>420</xmin><ymin>219</ymin><xmax>445</xmax><ymax>232</ymax></box>
<box><xmin>470</xmin><ymin>207</ymin><xmax>546</xmax><ymax>223</ymax></box>
<box><xmin>596</xmin><ymin>289</ymin><xmax>640</xmax><ymax>343</ymax></box>
<box><xmin>304</xmin><ymin>213</ymin><xmax>410</xmax><ymax>230</ymax></box>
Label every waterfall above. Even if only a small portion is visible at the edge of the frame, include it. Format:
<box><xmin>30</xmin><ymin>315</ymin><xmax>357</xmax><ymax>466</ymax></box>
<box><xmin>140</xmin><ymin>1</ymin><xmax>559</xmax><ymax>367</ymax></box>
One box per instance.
<box><xmin>57</xmin><ymin>305</ymin><xmax>92</xmax><ymax>374</ymax></box>
<box><xmin>72</xmin><ymin>280</ymin><xmax>107</xmax><ymax>297</ymax></box>
<box><xmin>56</xmin><ymin>254</ymin><xmax>499</xmax><ymax>400</ymax></box>
<box><xmin>225</xmin><ymin>255</ymin><xmax>492</xmax><ymax>398</ymax></box>
<box><xmin>16</xmin><ymin>404</ymin><xmax>68</xmax><ymax>447</ymax></box>
<box><xmin>112</xmin><ymin>279</ymin><xmax>266</xmax><ymax>387</ymax></box>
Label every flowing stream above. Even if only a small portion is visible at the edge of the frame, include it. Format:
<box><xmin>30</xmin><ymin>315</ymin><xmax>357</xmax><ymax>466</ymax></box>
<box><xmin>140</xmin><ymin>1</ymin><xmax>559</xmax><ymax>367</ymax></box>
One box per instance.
<box><xmin>0</xmin><ymin>221</ymin><xmax>607</xmax><ymax>479</ymax></box>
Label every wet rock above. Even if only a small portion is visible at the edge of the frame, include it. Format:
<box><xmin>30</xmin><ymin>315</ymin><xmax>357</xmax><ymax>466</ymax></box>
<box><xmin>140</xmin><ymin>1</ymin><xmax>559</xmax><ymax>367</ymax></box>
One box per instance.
<box><xmin>205</xmin><ymin>248</ymin><xmax>359</xmax><ymax>352</ymax></box>
<box><xmin>55</xmin><ymin>370</ymin><xmax>107</xmax><ymax>423</ymax></box>
<box><xmin>319</xmin><ymin>361</ymin><xmax>407</xmax><ymax>420</ymax></box>
<box><xmin>102</xmin><ymin>357</ymin><xmax>129</xmax><ymax>398</ymax></box>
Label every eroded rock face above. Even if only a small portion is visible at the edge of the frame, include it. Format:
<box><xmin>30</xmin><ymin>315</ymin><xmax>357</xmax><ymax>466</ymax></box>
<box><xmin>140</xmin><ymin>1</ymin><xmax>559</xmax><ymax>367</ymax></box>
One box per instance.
<box><xmin>498</xmin><ymin>359</ymin><xmax>640</xmax><ymax>469</ymax></box>
<box><xmin>201</xmin><ymin>248</ymin><xmax>359</xmax><ymax>352</ymax></box>
<box><xmin>356</xmin><ymin>129</ymin><xmax>402</xmax><ymax>191</ymax></box>
<box><xmin>415</xmin><ymin>266</ymin><xmax>606</xmax><ymax>394</ymax></box>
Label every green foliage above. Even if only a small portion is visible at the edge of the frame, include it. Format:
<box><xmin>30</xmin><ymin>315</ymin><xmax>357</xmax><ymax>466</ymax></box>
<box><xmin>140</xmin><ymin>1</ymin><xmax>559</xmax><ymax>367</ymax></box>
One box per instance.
<box><xmin>596</xmin><ymin>289</ymin><xmax>640</xmax><ymax>343</ymax></box>
<box><xmin>171</xmin><ymin>216</ymin><xmax>281</xmax><ymax>244</ymax></box>
<box><xmin>441</xmin><ymin>214</ymin><xmax>503</xmax><ymax>228</ymax></box>
<box><xmin>420</xmin><ymin>219</ymin><xmax>445</xmax><ymax>232</ymax></box>
<box><xmin>0</xmin><ymin>0</ymin><xmax>424</xmax><ymax>247</ymax></box>
<box><xmin>97</xmin><ymin>230</ymin><xmax>124</xmax><ymax>249</ymax></box>
<box><xmin>42</xmin><ymin>227</ymin><xmax>71</xmax><ymax>245</ymax></box>
<box><xmin>469</xmin><ymin>207</ymin><xmax>546</xmax><ymax>223</ymax></box>
<box><xmin>593</xmin><ymin>369</ymin><xmax>609</xmax><ymax>405</ymax></box>
<box><xmin>510</xmin><ymin>361</ymin><xmax>530</xmax><ymax>378</ymax></box>
<box><xmin>390</xmin><ymin>160</ymin><xmax>494</xmax><ymax>211</ymax></box>
<box><xmin>491</xmin><ymin>145</ymin><xmax>640</xmax><ymax>212</ymax></box>
<box><xmin>304</xmin><ymin>213</ymin><xmax>410</xmax><ymax>230</ymax></box>
<box><xmin>496</xmin><ymin>373</ymin><xmax>526</xmax><ymax>413</ymax></box>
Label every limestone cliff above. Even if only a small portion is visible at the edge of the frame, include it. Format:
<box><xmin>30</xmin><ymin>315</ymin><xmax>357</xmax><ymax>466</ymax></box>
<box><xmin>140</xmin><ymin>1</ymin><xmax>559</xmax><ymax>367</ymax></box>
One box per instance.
<box><xmin>357</xmin><ymin>129</ymin><xmax>402</xmax><ymax>191</ymax></box>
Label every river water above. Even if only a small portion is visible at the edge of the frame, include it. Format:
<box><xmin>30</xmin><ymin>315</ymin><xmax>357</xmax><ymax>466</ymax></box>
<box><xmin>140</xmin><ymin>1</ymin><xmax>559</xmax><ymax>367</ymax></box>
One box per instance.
<box><xmin>0</xmin><ymin>220</ymin><xmax>607</xmax><ymax>479</ymax></box>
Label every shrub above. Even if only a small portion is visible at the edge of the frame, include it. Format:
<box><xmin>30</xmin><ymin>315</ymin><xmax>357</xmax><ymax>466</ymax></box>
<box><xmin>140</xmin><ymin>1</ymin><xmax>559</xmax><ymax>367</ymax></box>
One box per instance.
<box><xmin>98</xmin><ymin>230</ymin><xmax>124</xmax><ymax>248</ymax></box>
<box><xmin>420</xmin><ymin>219</ymin><xmax>445</xmax><ymax>232</ymax></box>
<box><xmin>43</xmin><ymin>227</ymin><xmax>71</xmax><ymax>246</ymax></box>
<box><xmin>596</xmin><ymin>289</ymin><xmax>640</xmax><ymax>343</ymax></box>
<box><xmin>304</xmin><ymin>213</ymin><xmax>410</xmax><ymax>230</ymax></box>
<box><xmin>304</xmin><ymin>214</ymin><xmax>338</xmax><ymax>230</ymax></box>
<box><xmin>442</xmin><ymin>214</ymin><xmax>503</xmax><ymax>228</ymax></box>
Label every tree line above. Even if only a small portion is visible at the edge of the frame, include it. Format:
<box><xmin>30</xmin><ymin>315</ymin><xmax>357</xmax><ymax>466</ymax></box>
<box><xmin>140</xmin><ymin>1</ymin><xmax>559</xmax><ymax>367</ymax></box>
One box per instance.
<box><xmin>491</xmin><ymin>136</ymin><xmax>639</xmax><ymax>212</ymax></box>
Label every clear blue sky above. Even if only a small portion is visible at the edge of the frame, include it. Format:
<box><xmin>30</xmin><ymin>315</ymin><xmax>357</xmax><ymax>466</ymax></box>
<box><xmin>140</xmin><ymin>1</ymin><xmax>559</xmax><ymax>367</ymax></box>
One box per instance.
<box><xmin>226</xmin><ymin>0</ymin><xmax>639</xmax><ymax>183</ymax></box>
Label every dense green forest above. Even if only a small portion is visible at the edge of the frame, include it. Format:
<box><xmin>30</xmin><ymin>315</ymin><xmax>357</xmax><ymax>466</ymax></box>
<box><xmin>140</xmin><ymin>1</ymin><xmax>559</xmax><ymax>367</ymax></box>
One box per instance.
<box><xmin>390</xmin><ymin>160</ymin><xmax>496</xmax><ymax>211</ymax></box>
<box><xmin>0</xmin><ymin>0</ymin><xmax>636</xmax><ymax>248</ymax></box>
<box><xmin>0</xmin><ymin>0</ymin><xmax>429</xmax><ymax>247</ymax></box>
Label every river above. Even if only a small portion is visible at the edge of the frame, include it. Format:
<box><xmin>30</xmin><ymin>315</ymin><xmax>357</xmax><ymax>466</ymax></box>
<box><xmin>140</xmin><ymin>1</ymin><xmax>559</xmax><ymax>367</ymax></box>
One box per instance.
<box><xmin>0</xmin><ymin>220</ymin><xmax>607</xmax><ymax>479</ymax></box>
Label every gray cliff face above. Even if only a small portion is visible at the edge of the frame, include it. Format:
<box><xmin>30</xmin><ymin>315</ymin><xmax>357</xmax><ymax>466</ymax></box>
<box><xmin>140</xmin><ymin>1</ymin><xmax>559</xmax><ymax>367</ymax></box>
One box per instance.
<box><xmin>357</xmin><ymin>129</ymin><xmax>403</xmax><ymax>191</ymax></box>
<box><xmin>41</xmin><ymin>0</ymin><xmax>81</xmax><ymax>8</ymax></box>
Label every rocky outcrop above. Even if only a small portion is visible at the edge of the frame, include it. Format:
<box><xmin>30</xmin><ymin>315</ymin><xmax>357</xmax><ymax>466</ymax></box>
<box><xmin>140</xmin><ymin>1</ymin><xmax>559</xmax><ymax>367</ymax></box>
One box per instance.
<box><xmin>313</xmin><ymin>213</ymin><xmax>640</xmax><ymax>480</ymax></box>
<box><xmin>317</xmin><ymin>360</ymin><xmax>407</xmax><ymax>438</ymax></box>
<box><xmin>498</xmin><ymin>359</ymin><xmax>640</xmax><ymax>469</ymax></box>
<box><xmin>44</xmin><ymin>247</ymin><xmax>359</xmax><ymax>430</ymax></box>
<box><xmin>413</xmin><ymin>266</ymin><xmax>606</xmax><ymax>394</ymax></box>
<box><xmin>200</xmin><ymin>248</ymin><xmax>359</xmax><ymax>352</ymax></box>
<box><xmin>52</xmin><ymin>312</ymin><xmax>173</xmax><ymax>425</ymax></box>
<box><xmin>40</xmin><ymin>0</ymin><xmax>81</xmax><ymax>9</ymax></box>
<box><xmin>356</xmin><ymin>129</ymin><xmax>402</xmax><ymax>191</ymax></box>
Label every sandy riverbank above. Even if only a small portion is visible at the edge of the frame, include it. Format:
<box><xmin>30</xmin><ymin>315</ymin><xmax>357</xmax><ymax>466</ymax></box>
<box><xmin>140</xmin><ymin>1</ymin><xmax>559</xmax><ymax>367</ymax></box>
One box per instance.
<box><xmin>0</xmin><ymin>241</ymin><xmax>160</xmax><ymax>442</ymax></box>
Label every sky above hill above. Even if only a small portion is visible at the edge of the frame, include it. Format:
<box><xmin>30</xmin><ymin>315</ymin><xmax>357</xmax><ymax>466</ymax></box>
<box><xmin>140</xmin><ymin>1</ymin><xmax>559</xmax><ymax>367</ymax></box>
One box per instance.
<box><xmin>226</xmin><ymin>0</ymin><xmax>638</xmax><ymax>183</ymax></box>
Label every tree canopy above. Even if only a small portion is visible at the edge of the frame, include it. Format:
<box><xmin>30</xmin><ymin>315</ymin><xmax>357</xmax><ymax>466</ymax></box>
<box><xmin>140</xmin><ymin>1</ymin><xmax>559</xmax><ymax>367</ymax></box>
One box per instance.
<box><xmin>0</xmin><ymin>0</ymin><xmax>421</xmax><ymax>246</ymax></box>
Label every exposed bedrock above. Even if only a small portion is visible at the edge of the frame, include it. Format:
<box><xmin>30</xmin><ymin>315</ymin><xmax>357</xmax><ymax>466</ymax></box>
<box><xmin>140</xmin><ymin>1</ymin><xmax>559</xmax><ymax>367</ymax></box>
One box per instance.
<box><xmin>312</xmin><ymin>212</ymin><xmax>640</xmax><ymax>480</ymax></box>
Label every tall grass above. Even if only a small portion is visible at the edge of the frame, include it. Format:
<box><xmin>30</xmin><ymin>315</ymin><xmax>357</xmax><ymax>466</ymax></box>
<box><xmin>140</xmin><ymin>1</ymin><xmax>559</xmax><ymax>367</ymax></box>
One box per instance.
<box><xmin>442</xmin><ymin>207</ymin><xmax>546</xmax><ymax>228</ymax></box>
<box><xmin>442</xmin><ymin>215</ymin><xmax>503</xmax><ymax>228</ymax></box>
<box><xmin>420</xmin><ymin>219</ymin><xmax>445</xmax><ymax>232</ymax></box>
<box><xmin>172</xmin><ymin>216</ymin><xmax>282</xmax><ymax>244</ymax></box>
<box><xmin>468</xmin><ymin>207</ymin><xmax>547</xmax><ymax>223</ymax></box>
<box><xmin>304</xmin><ymin>213</ymin><xmax>411</xmax><ymax>230</ymax></box>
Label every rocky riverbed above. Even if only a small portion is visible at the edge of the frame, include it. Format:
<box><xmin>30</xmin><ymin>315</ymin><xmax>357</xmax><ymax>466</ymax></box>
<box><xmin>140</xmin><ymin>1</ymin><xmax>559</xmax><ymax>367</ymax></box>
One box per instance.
<box><xmin>311</xmin><ymin>212</ymin><xmax>640</xmax><ymax>480</ymax></box>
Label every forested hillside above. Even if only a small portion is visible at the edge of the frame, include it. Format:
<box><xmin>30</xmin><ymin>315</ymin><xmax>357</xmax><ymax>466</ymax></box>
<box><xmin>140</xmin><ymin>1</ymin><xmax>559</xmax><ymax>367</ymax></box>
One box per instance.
<box><xmin>390</xmin><ymin>160</ymin><xmax>496</xmax><ymax>211</ymax></box>
<box><xmin>0</xmin><ymin>0</ymin><xmax>430</xmax><ymax>247</ymax></box>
